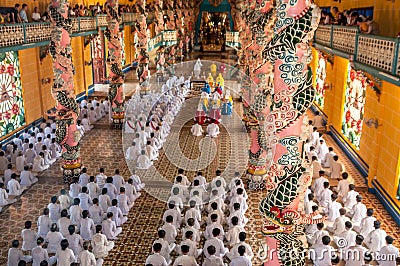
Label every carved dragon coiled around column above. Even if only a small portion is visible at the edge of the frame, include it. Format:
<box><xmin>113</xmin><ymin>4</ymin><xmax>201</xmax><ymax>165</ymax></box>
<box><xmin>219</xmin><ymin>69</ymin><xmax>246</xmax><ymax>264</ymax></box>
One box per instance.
<box><xmin>48</xmin><ymin>0</ymin><xmax>81</xmax><ymax>182</ymax></box>
<box><xmin>135</xmin><ymin>0</ymin><xmax>150</xmax><ymax>92</ymax></box>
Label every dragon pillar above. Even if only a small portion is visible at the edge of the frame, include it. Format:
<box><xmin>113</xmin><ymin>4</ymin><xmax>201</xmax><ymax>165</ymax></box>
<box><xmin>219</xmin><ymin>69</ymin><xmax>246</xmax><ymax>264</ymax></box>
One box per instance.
<box><xmin>48</xmin><ymin>0</ymin><xmax>81</xmax><ymax>182</ymax></box>
<box><xmin>135</xmin><ymin>0</ymin><xmax>150</xmax><ymax>93</ymax></box>
<box><xmin>105</xmin><ymin>0</ymin><xmax>125</xmax><ymax>128</ymax></box>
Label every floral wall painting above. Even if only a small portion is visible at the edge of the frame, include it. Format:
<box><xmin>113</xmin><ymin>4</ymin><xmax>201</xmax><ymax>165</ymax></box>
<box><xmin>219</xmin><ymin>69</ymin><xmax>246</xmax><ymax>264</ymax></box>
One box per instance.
<box><xmin>342</xmin><ymin>65</ymin><xmax>367</xmax><ymax>150</ymax></box>
<box><xmin>0</xmin><ymin>51</ymin><xmax>25</xmax><ymax>137</ymax></box>
<box><xmin>314</xmin><ymin>51</ymin><xmax>327</xmax><ymax>108</ymax></box>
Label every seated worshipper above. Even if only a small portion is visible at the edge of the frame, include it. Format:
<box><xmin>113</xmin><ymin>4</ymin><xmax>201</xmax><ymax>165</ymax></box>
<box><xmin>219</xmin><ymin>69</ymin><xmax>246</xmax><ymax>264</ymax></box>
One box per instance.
<box><xmin>312</xmin><ymin>171</ymin><xmax>328</xmax><ymax>203</ymax></box>
<box><xmin>206</xmin><ymin>122</ymin><xmax>220</xmax><ymax>138</ymax></box>
<box><xmin>58</xmin><ymin>189</ymin><xmax>71</xmax><ymax>211</ymax></box>
<box><xmin>45</xmin><ymin>223</ymin><xmax>64</xmax><ymax>254</ymax></box>
<box><xmin>77</xmin><ymin>241</ymin><xmax>97</xmax><ymax>266</ymax></box>
<box><xmin>318</xmin><ymin>181</ymin><xmax>333</xmax><ymax>208</ymax></box>
<box><xmin>334</xmin><ymin>221</ymin><xmax>357</xmax><ymax>252</ymax></box>
<box><xmin>163</xmin><ymin>202</ymin><xmax>182</xmax><ymax>229</ymax></box>
<box><xmin>107</xmin><ymin>199</ymin><xmax>127</xmax><ymax>227</ymax></box>
<box><xmin>227</xmin><ymin>203</ymin><xmax>248</xmax><ymax>228</ymax></box>
<box><xmin>348</xmin><ymin>195</ymin><xmax>367</xmax><ymax>225</ymax></box>
<box><xmin>343</xmin><ymin>184</ymin><xmax>359</xmax><ymax>210</ymax></box>
<box><xmin>48</xmin><ymin>196</ymin><xmax>61</xmax><ymax>223</ymax></box>
<box><xmin>99</xmin><ymin>188</ymin><xmax>111</xmax><ymax>214</ymax></box>
<box><xmin>112</xmin><ymin>169</ymin><xmax>125</xmax><ymax>192</ymax></box>
<box><xmin>65</xmin><ymin>225</ymin><xmax>83</xmax><ymax>257</ymax></box>
<box><xmin>42</xmin><ymin>145</ymin><xmax>55</xmax><ymax>165</ymax></box>
<box><xmin>353</xmin><ymin>208</ymin><xmax>376</xmax><ymax>238</ymax></box>
<box><xmin>89</xmin><ymin>198</ymin><xmax>104</xmax><ymax>226</ymax></box>
<box><xmin>125</xmin><ymin>141</ymin><xmax>140</xmax><ymax>162</ymax></box>
<box><xmin>78</xmin><ymin>168</ymin><xmax>90</xmax><ymax>187</ymax></box>
<box><xmin>226</xmin><ymin>217</ymin><xmax>245</xmax><ymax>248</ymax></box>
<box><xmin>208</xmin><ymin>103</ymin><xmax>222</xmax><ymax>124</ymax></box>
<box><xmin>312</xmin><ymin>111</ymin><xmax>325</xmax><ymax>130</ymax></box>
<box><xmin>20</xmin><ymin>165</ymin><xmax>38</xmax><ymax>187</ymax></box>
<box><xmin>117</xmin><ymin>187</ymin><xmax>133</xmax><ymax>216</ymax></box>
<box><xmin>227</xmin><ymin>232</ymin><xmax>254</xmax><ymax>261</ymax></box>
<box><xmin>308</xmin><ymin>222</ymin><xmax>329</xmax><ymax>247</ymax></box>
<box><xmin>4</xmin><ymin>164</ymin><xmax>16</xmax><ymax>187</ymax></box>
<box><xmin>205</xmin><ymin>214</ymin><xmax>224</xmax><ymax>241</ymax></box>
<box><xmin>88</xmin><ymin>107</ymin><xmax>98</xmax><ymax>124</ymax></box>
<box><xmin>324</xmin><ymin>193</ymin><xmax>342</xmax><ymax>223</ymax></box>
<box><xmin>21</xmin><ymin>221</ymin><xmax>38</xmax><ymax>252</ymax></box>
<box><xmin>32</xmin><ymin>237</ymin><xmax>55</xmax><ymax>266</ymax></box>
<box><xmin>55</xmin><ymin>239</ymin><xmax>76</xmax><ymax>266</ymax></box>
<box><xmin>32</xmin><ymin>152</ymin><xmax>49</xmax><ymax>173</ymax></box>
<box><xmin>15</xmin><ymin>151</ymin><xmax>26</xmax><ymax>172</ymax></box>
<box><xmin>310</xmin><ymin>236</ymin><xmax>339</xmax><ymax>266</ymax></box>
<box><xmin>57</xmin><ymin>210</ymin><xmax>72</xmax><ymax>238</ymax></box>
<box><xmin>70</xmin><ymin>198</ymin><xmax>83</xmax><ymax>226</ymax></box>
<box><xmin>69</xmin><ymin>178</ymin><xmax>82</xmax><ymax>199</ymax></box>
<box><xmin>311</xmin><ymin>156</ymin><xmax>322</xmax><ymax>179</ymax></box>
<box><xmin>316</xmin><ymin>139</ymin><xmax>329</xmax><ymax>162</ymax></box>
<box><xmin>327</xmin><ymin>208</ymin><xmax>350</xmax><ymax>236</ymax></box>
<box><xmin>191</xmin><ymin>121</ymin><xmax>204</xmax><ymax>137</ymax></box>
<box><xmin>102</xmin><ymin>212</ymin><xmax>122</xmax><ymax>240</ymax></box>
<box><xmin>365</xmin><ymin>220</ymin><xmax>387</xmax><ymax>252</ymax></box>
<box><xmin>193</xmin><ymin>171</ymin><xmax>208</xmax><ymax>190</ymax></box>
<box><xmin>322</xmin><ymin>147</ymin><xmax>336</xmax><ymax>168</ymax></box>
<box><xmin>96</xmin><ymin>168</ymin><xmax>107</xmax><ymax>190</ymax></box>
<box><xmin>25</xmin><ymin>144</ymin><xmax>36</xmax><ymax>166</ymax></box>
<box><xmin>8</xmin><ymin>173</ymin><xmax>25</xmax><ymax>197</ymax></box>
<box><xmin>177</xmin><ymin>233</ymin><xmax>202</xmax><ymax>259</ymax></box>
<box><xmin>81</xmin><ymin>114</ymin><xmax>94</xmax><ymax>131</ymax></box>
<box><xmin>330</xmin><ymin>155</ymin><xmax>345</xmax><ymax>179</ymax></box>
<box><xmin>145</xmin><ymin>140</ymin><xmax>159</xmax><ymax>161</ymax></box>
<box><xmin>305</xmin><ymin>206</ymin><xmax>323</xmax><ymax>238</ymax></box>
<box><xmin>76</xmin><ymin>120</ymin><xmax>85</xmax><ymax>137</ymax></box>
<box><xmin>229</xmin><ymin>245</ymin><xmax>252</xmax><ymax>266</ymax></box>
<box><xmin>50</xmin><ymin>139</ymin><xmax>61</xmax><ymax>160</ymax></box>
<box><xmin>137</xmin><ymin>150</ymin><xmax>152</xmax><ymax>169</ymax></box>
<box><xmin>87</xmin><ymin>176</ymin><xmax>100</xmax><ymax>200</ymax></box>
<box><xmin>103</xmin><ymin>177</ymin><xmax>118</xmax><ymax>201</ymax></box>
<box><xmin>7</xmin><ymin>240</ymin><xmax>32</xmax><ymax>266</ymax></box>
<box><xmin>203</xmin><ymin>228</ymin><xmax>228</xmax><ymax>258</ymax></box>
<box><xmin>124</xmin><ymin>177</ymin><xmax>140</xmax><ymax>203</ymax></box>
<box><xmin>37</xmin><ymin>208</ymin><xmax>52</xmax><ymax>238</ymax></box>
<box><xmin>153</xmin><ymin>229</ymin><xmax>174</xmax><ymax>264</ymax></box>
<box><xmin>203</xmin><ymin>245</ymin><xmax>224</xmax><ymax>266</ymax></box>
<box><xmin>185</xmin><ymin>200</ymin><xmax>202</xmax><ymax>229</ymax></box>
<box><xmin>0</xmin><ymin>183</ymin><xmax>17</xmax><ymax>208</ymax></box>
<box><xmin>146</xmin><ymin>243</ymin><xmax>168</xmax><ymax>266</ymax></box>
<box><xmin>159</xmin><ymin>215</ymin><xmax>178</xmax><ymax>244</ymax></box>
<box><xmin>92</xmin><ymin>225</ymin><xmax>115</xmax><ymax>260</ymax></box>
<box><xmin>335</xmin><ymin>172</ymin><xmax>351</xmax><ymax>201</ymax></box>
<box><xmin>78</xmin><ymin>187</ymin><xmax>92</xmax><ymax>211</ymax></box>
<box><xmin>173</xmin><ymin>245</ymin><xmax>198</xmax><ymax>266</ymax></box>
<box><xmin>377</xmin><ymin>236</ymin><xmax>399</xmax><ymax>266</ymax></box>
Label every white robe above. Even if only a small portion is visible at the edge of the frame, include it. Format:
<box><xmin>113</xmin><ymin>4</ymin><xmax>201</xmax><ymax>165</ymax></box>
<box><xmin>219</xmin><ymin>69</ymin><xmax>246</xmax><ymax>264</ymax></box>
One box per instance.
<box><xmin>91</xmin><ymin>233</ymin><xmax>114</xmax><ymax>259</ymax></box>
<box><xmin>330</xmin><ymin>160</ymin><xmax>345</xmax><ymax>179</ymax></box>
<box><xmin>137</xmin><ymin>154</ymin><xmax>152</xmax><ymax>169</ymax></box>
<box><xmin>206</xmin><ymin>123</ymin><xmax>220</xmax><ymax>138</ymax></box>
<box><xmin>191</xmin><ymin>124</ymin><xmax>203</xmax><ymax>137</ymax></box>
<box><xmin>365</xmin><ymin>229</ymin><xmax>387</xmax><ymax>252</ymax></box>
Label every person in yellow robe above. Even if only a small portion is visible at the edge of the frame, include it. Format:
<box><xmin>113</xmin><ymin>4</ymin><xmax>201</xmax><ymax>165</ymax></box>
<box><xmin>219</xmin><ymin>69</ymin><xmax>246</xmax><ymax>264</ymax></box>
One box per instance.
<box><xmin>207</xmin><ymin>73</ymin><xmax>214</xmax><ymax>87</ymax></box>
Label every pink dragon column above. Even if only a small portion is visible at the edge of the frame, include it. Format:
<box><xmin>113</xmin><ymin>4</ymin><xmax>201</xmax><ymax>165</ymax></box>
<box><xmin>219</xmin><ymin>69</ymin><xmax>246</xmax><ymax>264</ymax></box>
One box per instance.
<box><xmin>48</xmin><ymin>0</ymin><xmax>81</xmax><ymax>182</ymax></box>
<box><xmin>135</xmin><ymin>0</ymin><xmax>150</xmax><ymax>92</ymax></box>
<box><xmin>258</xmin><ymin>0</ymin><xmax>322</xmax><ymax>265</ymax></box>
<box><xmin>154</xmin><ymin>0</ymin><xmax>164</xmax><ymax>35</ymax></box>
<box><xmin>105</xmin><ymin>0</ymin><xmax>125</xmax><ymax>127</ymax></box>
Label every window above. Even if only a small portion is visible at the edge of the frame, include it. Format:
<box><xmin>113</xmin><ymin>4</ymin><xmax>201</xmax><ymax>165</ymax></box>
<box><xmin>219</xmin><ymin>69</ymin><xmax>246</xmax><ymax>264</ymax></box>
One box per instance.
<box><xmin>350</xmin><ymin>7</ymin><xmax>374</xmax><ymax>18</ymax></box>
<box><xmin>0</xmin><ymin>51</ymin><xmax>26</xmax><ymax>137</ymax></box>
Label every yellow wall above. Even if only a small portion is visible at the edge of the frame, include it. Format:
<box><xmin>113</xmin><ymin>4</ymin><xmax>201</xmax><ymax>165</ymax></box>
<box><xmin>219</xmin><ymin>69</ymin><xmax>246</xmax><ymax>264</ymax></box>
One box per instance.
<box><xmin>314</xmin><ymin>0</ymin><xmax>400</xmax><ymax>37</ymax></box>
<box><xmin>124</xmin><ymin>26</ymin><xmax>133</xmax><ymax>66</ymax></box>
<box><xmin>310</xmin><ymin>47</ymin><xmax>400</xmax><ymax>204</ymax></box>
<box><xmin>83</xmin><ymin>40</ymin><xmax>93</xmax><ymax>93</ymax></box>
<box><xmin>37</xmin><ymin>53</ymin><xmax>56</xmax><ymax>115</ymax></box>
<box><xmin>71</xmin><ymin>37</ymin><xmax>86</xmax><ymax>95</ymax></box>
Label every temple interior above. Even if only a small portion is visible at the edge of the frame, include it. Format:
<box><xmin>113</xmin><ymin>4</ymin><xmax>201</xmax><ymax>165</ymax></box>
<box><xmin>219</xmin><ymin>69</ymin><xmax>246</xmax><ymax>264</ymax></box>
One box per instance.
<box><xmin>0</xmin><ymin>0</ymin><xmax>399</xmax><ymax>265</ymax></box>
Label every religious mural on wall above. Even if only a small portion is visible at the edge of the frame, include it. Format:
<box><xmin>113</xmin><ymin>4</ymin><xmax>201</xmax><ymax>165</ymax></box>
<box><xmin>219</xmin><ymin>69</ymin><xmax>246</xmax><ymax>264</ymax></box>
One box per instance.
<box><xmin>314</xmin><ymin>51</ymin><xmax>327</xmax><ymax>108</ymax></box>
<box><xmin>0</xmin><ymin>51</ymin><xmax>25</xmax><ymax>137</ymax></box>
<box><xmin>120</xmin><ymin>31</ymin><xmax>126</xmax><ymax>67</ymax></box>
<box><xmin>342</xmin><ymin>66</ymin><xmax>367</xmax><ymax>149</ymax></box>
<box><xmin>91</xmin><ymin>33</ymin><xmax>106</xmax><ymax>84</ymax></box>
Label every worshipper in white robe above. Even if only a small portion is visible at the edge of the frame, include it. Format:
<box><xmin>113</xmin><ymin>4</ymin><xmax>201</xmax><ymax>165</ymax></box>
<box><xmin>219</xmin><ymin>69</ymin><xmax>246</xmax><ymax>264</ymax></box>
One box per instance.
<box><xmin>305</xmin><ymin>206</ymin><xmax>323</xmax><ymax>236</ymax></box>
<box><xmin>58</xmin><ymin>210</ymin><xmax>72</xmax><ymax>238</ymax></box>
<box><xmin>78</xmin><ymin>241</ymin><xmax>97</xmax><ymax>266</ymax></box>
<box><xmin>203</xmin><ymin>228</ymin><xmax>228</xmax><ymax>258</ymax></box>
<box><xmin>21</xmin><ymin>220</ymin><xmax>38</xmax><ymax>252</ymax></box>
<box><xmin>88</xmin><ymin>107</ymin><xmax>98</xmax><ymax>124</ymax></box>
<box><xmin>365</xmin><ymin>220</ymin><xmax>387</xmax><ymax>252</ymax></box>
<box><xmin>330</xmin><ymin>155</ymin><xmax>345</xmax><ymax>179</ymax></box>
<box><xmin>173</xmin><ymin>245</ymin><xmax>198</xmax><ymax>266</ymax></box>
<box><xmin>103</xmin><ymin>177</ymin><xmax>118</xmax><ymax>201</ymax></box>
<box><xmin>226</xmin><ymin>217</ymin><xmax>245</xmax><ymax>248</ymax></box>
<box><xmin>318</xmin><ymin>181</ymin><xmax>333</xmax><ymax>208</ymax></box>
<box><xmin>89</xmin><ymin>198</ymin><xmax>104</xmax><ymax>226</ymax></box>
<box><xmin>102</xmin><ymin>98</ymin><xmax>110</xmax><ymax>114</ymax></box>
<box><xmin>160</xmin><ymin>215</ymin><xmax>178</xmax><ymax>244</ymax></box>
<box><xmin>343</xmin><ymin>184</ymin><xmax>359</xmax><ymax>210</ymax></box>
<box><xmin>87</xmin><ymin>176</ymin><xmax>101</xmax><ymax>201</ymax></box>
<box><xmin>70</xmin><ymin>198</ymin><xmax>83</xmax><ymax>226</ymax></box>
<box><xmin>146</xmin><ymin>243</ymin><xmax>168</xmax><ymax>266</ymax></box>
<box><xmin>48</xmin><ymin>196</ymin><xmax>61</xmax><ymax>223</ymax></box>
<box><xmin>46</xmin><ymin>223</ymin><xmax>64</xmax><ymax>254</ymax></box>
<box><xmin>353</xmin><ymin>208</ymin><xmax>376</xmax><ymax>238</ymax></box>
<box><xmin>111</xmin><ymin>169</ymin><xmax>125</xmax><ymax>192</ymax></box>
<box><xmin>76</xmin><ymin>120</ymin><xmax>86</xmax><ymax>137</ymax></box>
<box><xmin>50</xmin><ymin>139</ymin><xmax>62</xmax><ymax>159</ymax></box>
<box><xmin>324</xmin><ymin>193</ymin><xmax>342</xmax><ymax>223</ymax></box>
<box><xmin>185</xmin><ymin>200</ymin><xmax>202</xmax><ymax>229</ymax></box>
<box><xmin>205</xmin><ymin>214</ymin><xmax>224</xmax><ymax>241</ymax></box>
<box><xmin>0</xmin><ymin>183</ymin><xmax>16</xmax><ymax>208</ymax></box>
<box><xmin>310</xmin><ymin>236</ymin><xmax>337</xmax><ymax>266</ymax></box>
<box><xmin>348</xmin><ymin>195</ymin><xmax>367</xmax><ymax>225</ymax></box>
<box><xmin>177</xmin><ymin>231</ymin><xmax>202</xmax><ymax>258</ymax></box>
<box><xmin>65</xmin><ymin>225</ymin><xmax>83</xmax><ymax>257</ymax></box>
<box><xmin>343</xmin><ymin>235</ymin><xmax>368</xmax><ymax>266</ymax></box>
<box><xmin>182</xmin><ymin>219</ymin><xmax>201</xmax><ymax>244</ymax></box>
<box><xmin>227</xmin><ymin>232</ymin><xmax>254</xmax><ymax>261</ymax></box>
<box><xmin>335</xmin><ymin>172</ymin><xmax>351</xmax><ymax>200</ymax></box>
<box><xmin>80</xmin><ymin>210</ymin><xmax>96</xmax><ymax>240</ymax></box>
<box><xmin>191</xmin><ymin>121</ymin><xmax>203</xmax><ymax>137</ymax></box>
<box><xmin>137</xmin><ymin>150</ymin><xmax>152</xmax><ymax>169</ymax></box>
<box><xmin>327</xmin><ymin>208</ymin><xmax>350</xmax><ymax>236</ymax></box>
<box><xmin>0</xmin><ymin>151</ymin><xmax>8</xmax><ymax>174</ymax></box>
<box><xmin>312</xmin><ymin>171</ymin><xmax>328</xmax><ymax>202</ymax></box>
<box><xmin>7</xmin><ymin>240</ymin><xmax>32</xmax><ymax>266</ymax></box>
<box><xmin>203</xmin><ymin>246</ymin><xmax>225</xmax><ymax>266</ymax></box>
<box><xmin>15</xmin><ymin>151</ymin><xmax>25</xmax><ymax>172</ymax></box>
<box><xmin>117</xmin><ymin>187</ymin><xmax>133</xmax><ymax>216</ymax></box>
<box><xmin>99</xmin><ymin>188</ymin><xmax>111</xmax><ymax>214</ymax></box>
<box><xmin>4</xmin><ymin>164</ymin><xmax>15</xmax><ymax>186</ymax></box>
<box><xmin>92</xmin><ymin>225</ymin><xmax>115</xmax><ymax>260</ymax></box>
<box><xmin>79</xmin><ymin>168</ymin><xmax>90</xmax><ymax>187</ymax></box>
<box><xmin>206</xmin><ymin>122</ymin><xmax>220</xmax><ymax>138</ymax></box>
<box><xmin>316</xmin><ymin>139</ymin><xmax>329</xmax><ymax>162</ymax></box>
<box><xmin>308</xmin><ymin>222</ymin><xmax>329</xmax><ymax>246</ymax></box>
<box><xmin>96</xmin><ymin>168</ymin><xmax>107</xmax><ymax>190</ymax></box>
<box><xmin>32</xmin><ymin>152</ymin><xmax>49</xmax><ymax>172</ymax></box>
<box><xmin>377</xmin><ymin>236</ymin><xmax>399</xmax><ymax>266</ymax></box>
<box><xmin>125</xmin><ymin>141</ymin><xmax>140</xmax><ymax>162</ymax></box>
<box><xmin>334</xmin><ymin>221</ymin><xmax>357</xmax><ymax>252</ymax></box>
<box><xmin>312</xmin><ymin>111</ymin><xmax>325</xmax><ymax>128</ymax></box>
<box><xmin>55</xmin><ymin>239</ymin><xmax>76</xmax><ymax>266</ymax></box>
<box><xmin>310</xmin><ymin>127</ymin><xmax>320</xmax><ymax>146</ymax></box>
<box><xmin>124</xmin><ymin>178</ymin><xmax>140</xmax><ymax>203</ymax></box>
<box><xmin>42</xmin><ymin>145</ymin><xmax>55</xmax><ymax>165</ymax></box>
<box><xmin>8</xmin><ymin>174</ymin><xmax>24</xmax><ymax>197</ymax></box>
<box><xmin>32</xmin><ymin>237</ymin><xmax>55</xmax><ymax>266</ymax></box>
<box><xmin>69</xmin><ymin>179</ymin><xmax>82</xmax><ymax>199</ymax></box>
<box><xmin>107</xmin><ymin>199</ymin><xmax>127</xmax><ymax>227</ymax></box>
<box><xmin>304</xmin><ymin>193</ymin><xmax>317</xmax><ymax>215</ymax></box>
<box><xmin>146</xmin><ymin>140</ymin><xmax>159</xmax><ymax>161</ymax></box>
<box><xmin>102</xmin><ymin>212</ymin><xmax>122</xmax><ymax>240</ymax></box>
<box><xmin>82</xmin><ymin>114</ymin><xmax>94</xmax><ymax>131</ymax></box>
<box><xmin>227</xmin><ymin>203</ymin><xmax>248</xmax><ymax>228</ymax></box>
<box><xmin>20</xmin><ymin>165</ymin><xmax>38</xmax><ymax>187</ymax></box>
<box><xmin>37</xmin><ymin>208</ymin><xmax>52</xmax><ymax>239</ymax></box>
<box><xmin>153</xmin><ymin>229</ymin><xmax>174</xmax><ymax>264</ymax></box>
<box><xmin>322</xmin><ymin>147</ymin><xmax>336</xmax><ymax>168</ymax></box>
<box><xmin>25</xmin><ymin>144</ymin><xmax>36</xmax><ymax>165</ymax></box>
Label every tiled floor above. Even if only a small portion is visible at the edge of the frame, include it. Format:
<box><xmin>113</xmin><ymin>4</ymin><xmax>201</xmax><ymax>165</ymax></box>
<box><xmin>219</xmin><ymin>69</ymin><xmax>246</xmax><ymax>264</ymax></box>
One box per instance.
<box><xmin>0</xmin><ymin>63</ymin><xmax>399</xmax><ymax>265</ymax></box>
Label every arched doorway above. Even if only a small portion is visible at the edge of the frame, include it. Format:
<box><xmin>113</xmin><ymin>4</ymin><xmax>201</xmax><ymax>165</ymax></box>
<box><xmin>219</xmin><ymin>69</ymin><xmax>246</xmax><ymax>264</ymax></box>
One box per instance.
<box><xmin>195</xmin><ymin>0</ymin><xmax>234</xmax><ymax>50</ymax></box>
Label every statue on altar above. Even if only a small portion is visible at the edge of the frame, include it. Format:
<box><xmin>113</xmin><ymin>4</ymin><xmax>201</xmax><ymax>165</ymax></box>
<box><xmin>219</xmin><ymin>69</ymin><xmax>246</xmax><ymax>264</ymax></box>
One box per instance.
<box><xmin>215</xmin><ymin>73</ymin><xmax>224</xmax><ymax>89</ymax></box>
<box><xmin>207</xmin><ymin>73</ymin><xmax>214</xmax><ymax>87</ymax></box>
<box><xmin>210</xmin><ymin>63</ymin><xmax>217</xmax><ymax>77</ymax></box>
<box><xmin>221</xmin><ymin>90</ymin><xmax>233</xmax><ymax>116</ymax></box>
<box><xmin>193</xmin><ymin>58</ymin><xmax>203</xmax><ymax>78</ymax></box>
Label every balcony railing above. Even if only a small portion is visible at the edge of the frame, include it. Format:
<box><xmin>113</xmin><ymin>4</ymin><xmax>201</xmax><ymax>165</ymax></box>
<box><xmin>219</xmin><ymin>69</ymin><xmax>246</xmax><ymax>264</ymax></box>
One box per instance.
<box><xmin>0</xmin><ymin>13</ymin><xmax>136</xmax><ymax>48</ymax></box>
<box><xmin>148</xmin><ymin>31</ymin><xmax>177</xmax><ymax>52</ymax></box>
<box><xmin>314</xmin><ymin>25</ymin><xmax>400</xmax><ymax>77</ymax></box>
